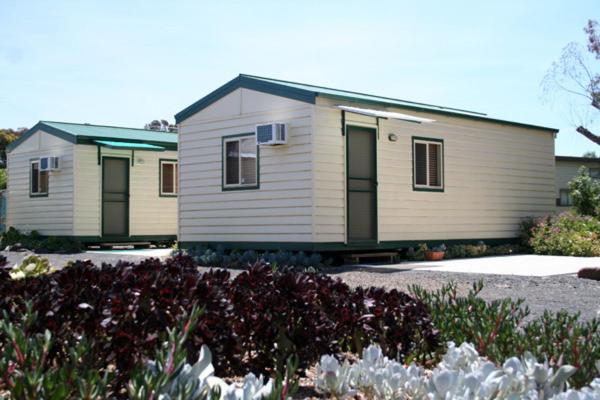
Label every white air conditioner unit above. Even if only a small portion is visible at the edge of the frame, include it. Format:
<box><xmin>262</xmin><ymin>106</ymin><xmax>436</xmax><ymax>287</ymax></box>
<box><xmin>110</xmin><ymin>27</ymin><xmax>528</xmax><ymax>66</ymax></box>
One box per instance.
<box><xmin>40</xmin><ymin>156</ymin><xmax>60</xmax><ymax>172</ymax></box>
<box><xmin>255</xmin><ymin>123</ymin><xmax>288</xmax><ymax>145</ymax></box>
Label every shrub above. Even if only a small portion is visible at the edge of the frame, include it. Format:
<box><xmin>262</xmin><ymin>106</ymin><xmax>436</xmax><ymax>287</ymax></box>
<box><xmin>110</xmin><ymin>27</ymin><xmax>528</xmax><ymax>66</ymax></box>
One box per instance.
<box><xmin>528</xmin><ymin>212</ymin><xmax>600</xmax><ymax>256</ymax></box>
<box><xmin>186</xmin><ymin>245</ymin><xmax>329</xmax><ymax>272</ymax></box>
<box><xmin>0</xmin><ymin>302</ymin><xmax>112</xmax><ymax>399</ymax></box>
<box><xmin>569</xmin><ymin>166</ymin><xmax>600</xmax><ymax>217</ymax></box>
<box><xmin>0</xmin><ymin>255</ymin><xmax>437</xmax><ymax>394</ymax></box>
<box><xmin>1</xmin><ymin>226</ymin><xmax>83</xmax><ymax>253</ymax></box>
<box><xmin>578</xmin><ymin>267</ymin><xmax>600</xmax><ymax>281</ymax></box>
<box><xmin>410</xmin><ymin>281</ymin><xmax>600</xmax><ymax>388</ymax></box>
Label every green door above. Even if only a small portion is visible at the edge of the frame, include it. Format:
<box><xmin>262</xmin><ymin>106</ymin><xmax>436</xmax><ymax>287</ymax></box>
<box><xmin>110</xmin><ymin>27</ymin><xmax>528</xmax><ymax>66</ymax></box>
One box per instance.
<box><xmin>102</xmin><ymin>157</ymin><xmax>129</xmax><ymax>237</ymax></box>
<box><xmin>346</xmin><ymin>126</ymin><xmax>377</xmax><ymax>243</ymax></box>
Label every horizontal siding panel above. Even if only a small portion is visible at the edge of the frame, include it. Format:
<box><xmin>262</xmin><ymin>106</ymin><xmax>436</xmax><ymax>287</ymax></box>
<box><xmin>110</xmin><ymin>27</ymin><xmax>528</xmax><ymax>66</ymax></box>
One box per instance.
<box><xmin>313</xmin><ymin>101</ymin><xmax>556</xmax><ymax>243</ymax></box>
<box><xmin>178</xmin><ymin>89</ymin><xmax>314</xmax><ymax>243</ymax></box>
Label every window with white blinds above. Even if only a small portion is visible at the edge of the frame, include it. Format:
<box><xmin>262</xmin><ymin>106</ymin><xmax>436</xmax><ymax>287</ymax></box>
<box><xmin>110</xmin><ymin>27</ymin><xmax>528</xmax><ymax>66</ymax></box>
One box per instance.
<box><xmin>223</xmin><ymin>134</ymin><xmax>258</xmax><ymax>189</ymax></box>
<box><xmin>413</xmin><ymin>137</ymin><xmax>444</xmax><ymax>190</ymax></box>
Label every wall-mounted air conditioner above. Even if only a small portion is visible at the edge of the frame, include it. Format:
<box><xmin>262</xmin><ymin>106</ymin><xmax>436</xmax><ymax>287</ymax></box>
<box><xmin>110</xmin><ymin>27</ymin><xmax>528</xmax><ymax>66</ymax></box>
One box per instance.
<box><xmin>255</xmin><ymin>123</ymin><xmax>288</xmax><ymax>145</ymax></box>
<box><xmin>40</xmin><ymin>156</ymin><xmax>60</xmax><ymax>172</ymax></box>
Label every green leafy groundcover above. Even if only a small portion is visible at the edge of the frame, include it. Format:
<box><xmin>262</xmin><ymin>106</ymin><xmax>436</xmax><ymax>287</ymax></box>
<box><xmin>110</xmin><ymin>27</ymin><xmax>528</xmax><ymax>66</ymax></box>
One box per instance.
<box><xmin>410</xmin><ymin>281</ymin><xmax>600</xmax><ymax>388</ymax></box>
<box><xmin>525</xmin><ymin>212</ymin><xmax>600</xmax><ymax>256</ymax></box>
<box><xmin>0</xmin><ymin>255</ymin><xmax>437</xmax><ymax>396</ymax></box>
<box><xmin>1</xmin><ymin>226</ymin><xmax>83</xmax><ymax>253</ymax></box>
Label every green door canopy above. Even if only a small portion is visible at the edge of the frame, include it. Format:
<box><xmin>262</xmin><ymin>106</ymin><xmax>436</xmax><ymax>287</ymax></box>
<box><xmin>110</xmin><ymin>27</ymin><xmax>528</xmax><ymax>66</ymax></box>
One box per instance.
<box><xmin>94</xmin><ymin>140</ymin><xmax>166</xmax><ymax>151</ymax></box>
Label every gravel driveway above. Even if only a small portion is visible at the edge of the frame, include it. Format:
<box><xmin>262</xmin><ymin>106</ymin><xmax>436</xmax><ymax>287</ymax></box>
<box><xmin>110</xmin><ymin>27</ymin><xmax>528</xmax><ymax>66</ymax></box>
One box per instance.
<box><xmin>4</xmin><ymin>250</ymin><xmax>599</xmax><ymax>321</ymax></box>
<box><xmin>327</xmin><ymin>266</ymin><xmax>600</xmax><ymax>321</ymax></box>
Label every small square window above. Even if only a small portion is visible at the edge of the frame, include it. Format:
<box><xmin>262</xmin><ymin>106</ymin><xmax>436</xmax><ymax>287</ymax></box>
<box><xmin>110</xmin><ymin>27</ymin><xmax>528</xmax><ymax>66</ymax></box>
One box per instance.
<box><xmin>413</xmin><ymin>138</ymin><xmax>444</xmax><ymax>191</ymax></box>
<box><xmin>160</xmin><ymin>160</ymin><xmax>178</xmax><ymax>196</ymax></box>
<box><xmin>30</xmin><ymin>160</ymin><xmax>49</xmax><ymax>197</ymax></box>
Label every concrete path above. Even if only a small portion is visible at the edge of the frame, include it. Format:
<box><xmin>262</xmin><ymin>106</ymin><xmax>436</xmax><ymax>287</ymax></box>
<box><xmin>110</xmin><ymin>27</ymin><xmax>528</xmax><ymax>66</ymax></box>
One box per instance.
<box><xmin>350</xmin><ymin>255</ymin><xmax>600</xmax><ymax>277</ymax></box>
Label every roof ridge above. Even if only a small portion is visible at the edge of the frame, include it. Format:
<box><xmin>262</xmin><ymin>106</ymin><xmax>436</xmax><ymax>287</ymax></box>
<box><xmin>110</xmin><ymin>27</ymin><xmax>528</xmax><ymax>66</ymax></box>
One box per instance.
<box><xmin>41</xmin><ymin>120</ymin><xmax>178</xmax><ymax>134</ymax></box>
<box><xmin>239</xmin><ymin>74</ymin><xmax>487</xmax><ymax>116</ymax></box>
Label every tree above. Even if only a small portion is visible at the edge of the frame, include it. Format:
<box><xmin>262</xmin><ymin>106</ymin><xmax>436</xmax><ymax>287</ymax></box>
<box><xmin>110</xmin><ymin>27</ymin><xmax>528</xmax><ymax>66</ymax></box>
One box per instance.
<box><xmin>0</xmin><ymin>127</ymin><xmax>26</xmax><ymax>167</ymax></box>
<box><xmin>569</xmin><ymin>166</ymin><xmax>600</xmax><ymax>216</ymax></box>
<box><xmin>544</xmin><ymin>20</ymin><xmax>600</xmax><ymax>145</ymax></box>
<box><xmin>583</xmin><ymin>150</ymin><xmax>598</xmax><ymax>158</ymax></box>
<box><xmin>144</xmin><ymin>119</ymin><xmax>177</xmax><ymax>133</ymax></box>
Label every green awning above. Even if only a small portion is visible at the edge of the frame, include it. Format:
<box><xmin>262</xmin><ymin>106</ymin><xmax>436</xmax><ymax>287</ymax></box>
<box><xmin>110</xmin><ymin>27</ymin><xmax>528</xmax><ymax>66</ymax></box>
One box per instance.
<box><xmin>94</xmin><ymin>140</ymin><xmax>165</xmax><ymax>151</ymax></box>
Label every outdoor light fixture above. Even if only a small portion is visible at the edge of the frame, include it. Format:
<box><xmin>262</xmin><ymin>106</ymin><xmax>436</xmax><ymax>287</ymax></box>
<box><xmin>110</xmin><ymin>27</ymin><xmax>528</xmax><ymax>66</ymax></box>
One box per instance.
<box><xmin>388</xmin><ymin>133</ymin><xmax>398</xmax><ymax>142</ymax></box>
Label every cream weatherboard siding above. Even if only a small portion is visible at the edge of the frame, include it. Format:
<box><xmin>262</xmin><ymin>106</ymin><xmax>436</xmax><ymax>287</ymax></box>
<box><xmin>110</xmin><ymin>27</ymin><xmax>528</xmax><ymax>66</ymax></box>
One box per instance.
<box><xmin>6</xmin><ymin>130</ymin><xmax>75</xmax><ymax>235</ymax></box>
<box><xmin>177</xmin><ymin>82</ymin><xmax>556</xmax><ymax>249</ymax></box>
<box><xmin>313</xmin><ymin>97</ymin><xmax>556</xmax><ymax>243</ymax></box>
<box><xmin>73</xmin><ymin>146</ymin><xmax>178</xmax><ymax>237</ymax></box>
<box><xmin>178</xmin><ymin>88</ymin><xmax>314</xmax><ymax>244</ymax></box>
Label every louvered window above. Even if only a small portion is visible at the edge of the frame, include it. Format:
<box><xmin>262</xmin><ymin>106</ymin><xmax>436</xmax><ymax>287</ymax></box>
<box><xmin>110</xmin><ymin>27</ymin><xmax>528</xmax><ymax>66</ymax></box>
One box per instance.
<box><xmin>413</xmin><ymin>138</ymin><xmax>443</xmax><ymax>190</ymax></box>
<box><xmin>223</xmin><ymin>135</ymin><xmax>258</xmax><ymax>189</ymax></box>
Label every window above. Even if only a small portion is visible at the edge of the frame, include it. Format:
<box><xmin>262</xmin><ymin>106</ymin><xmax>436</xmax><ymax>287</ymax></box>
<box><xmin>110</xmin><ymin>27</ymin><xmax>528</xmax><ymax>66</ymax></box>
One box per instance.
<box><xmin>557</xmin><ymin>189</ymin><xmax>573</xmax><ymax>207</ymax></box>
<box><xmin>590</xmin><ymin>168</ymin><xmax>600</xmax><ymax>179</ymax></box>
<box><xmin>160</xmin><ymin>160</ymin><xmax>178</xmax><ymax>196</ymax></box>
<box><xmin>413</xmin><ymin>137</ymin><xmax>443</xmax><ymax>190</ymax></box>
<box><xmin>30</xmin><ymin>160</ymin><xmax>49</xmax><ymax>197</ymax></box>
<box><xmin>223</xmin><ymin>135</ymin><xmax>258</xmax><ymax>189</ymax></box>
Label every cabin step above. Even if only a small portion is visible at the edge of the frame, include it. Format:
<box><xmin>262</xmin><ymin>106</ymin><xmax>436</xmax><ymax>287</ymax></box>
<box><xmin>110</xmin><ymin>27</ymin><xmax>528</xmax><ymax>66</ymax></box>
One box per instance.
<box><xmin>94</xmin><ymin>242</ymin><xmax>152</xmax><ymax>250</ymax></box>
<box><xmin>343</xmin><ymin>251</ymin><xmax>398</xmax><ymax>264</ymax></box>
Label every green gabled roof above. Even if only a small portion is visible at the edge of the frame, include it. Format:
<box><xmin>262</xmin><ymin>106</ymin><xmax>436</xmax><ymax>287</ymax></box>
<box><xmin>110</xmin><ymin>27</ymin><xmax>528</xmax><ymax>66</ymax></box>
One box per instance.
<box><xmin>175</xmin><ymin>74</ymin><xmax>558</xmax><ymax>133</ymax></box>
<box><xmin>7</xmin><ymin>121</ymin><xmax>178</xmax><ymax>152</ymax></box>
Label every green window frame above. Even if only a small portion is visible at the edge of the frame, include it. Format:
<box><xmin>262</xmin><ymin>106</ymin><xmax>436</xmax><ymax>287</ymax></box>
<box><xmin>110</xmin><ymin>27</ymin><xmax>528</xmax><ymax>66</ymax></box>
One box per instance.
<box><xmin>159</xmin><ymin>159</ymin><xmax>178</xmax><ymax>197</ymax></box>
<box><xmin>222</xmin><ymin>133</ymin><xmax>259</xmax><ymax>191</ymax></box>
<box><xmin>412</xmin><ymin>136</ymin><xmax>444</xmax><ymax>192</ymax></box>
<box><xmin>30</xmin><ymin>159</ymin><xmax>49</xmax><ymax>197</ymax></box>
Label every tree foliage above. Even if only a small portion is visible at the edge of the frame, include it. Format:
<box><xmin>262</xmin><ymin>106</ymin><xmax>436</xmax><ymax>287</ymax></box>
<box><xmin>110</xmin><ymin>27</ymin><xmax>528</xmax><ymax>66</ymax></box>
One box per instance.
<box><xmin>144</xmin><ymin>119</ymin><xmax>177</xmax><ymax>133</ymax></box>
<box><xmin>569</xmin><ymin>166</ymin><xmax>600</xmax><ymax>216</ymax></box>
<box><xmin>0</xmin><ymin>127</ymin><xmax>26</xmax><ymax>167</ymax></box>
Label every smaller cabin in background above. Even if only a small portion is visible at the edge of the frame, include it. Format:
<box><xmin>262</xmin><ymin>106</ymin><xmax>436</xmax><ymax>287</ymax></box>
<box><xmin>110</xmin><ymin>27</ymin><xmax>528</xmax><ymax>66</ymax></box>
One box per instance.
<box><xmin>555</xmin><ymin>155</ymin><xmax>600</xmax><ymax>208</ymax></box>
<box><xmin>5</xmin><ymin>121</ymin><xmax>178</xmax><ymax>244</ymax></box>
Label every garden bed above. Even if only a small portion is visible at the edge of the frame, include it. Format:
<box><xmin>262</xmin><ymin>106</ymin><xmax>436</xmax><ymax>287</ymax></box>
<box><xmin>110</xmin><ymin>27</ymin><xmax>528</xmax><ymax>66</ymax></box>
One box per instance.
<box><xmin>2</xmin><ymin>254</ymin><xmax>600</xmax><ymax>398</ymax></box>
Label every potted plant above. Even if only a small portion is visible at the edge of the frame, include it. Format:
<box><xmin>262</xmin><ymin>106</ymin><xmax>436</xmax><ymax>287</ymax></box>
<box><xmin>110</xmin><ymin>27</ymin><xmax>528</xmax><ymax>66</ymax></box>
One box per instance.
<box><xmin>425</xmin><ymin>244</ymin><xmax>446</xmax><ymax>261</ymax></box>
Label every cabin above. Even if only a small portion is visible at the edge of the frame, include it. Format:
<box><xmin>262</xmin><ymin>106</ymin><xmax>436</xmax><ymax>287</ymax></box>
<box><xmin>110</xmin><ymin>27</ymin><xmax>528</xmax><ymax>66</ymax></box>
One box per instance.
<box><xmin>555</xmin><ymin>155</ymin><xmax>600</xmax><ymax>208</ymax></box>
<box><xmin>5</xmin><ymin>121</ymin><xmax>178</xmax><ymax>244</ymax></box>
<box><xmin>175</xmin><ymin>74</ymin><xmax>559</xmax><ymax>252</ymax></box>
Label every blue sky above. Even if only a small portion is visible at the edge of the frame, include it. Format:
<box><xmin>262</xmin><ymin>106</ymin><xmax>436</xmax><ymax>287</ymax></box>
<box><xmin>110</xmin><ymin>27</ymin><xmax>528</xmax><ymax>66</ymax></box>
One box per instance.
<box><xmin>0</xmin><ymin>0</ymin><xmax>598</xmax><ymax>155</ymax></box>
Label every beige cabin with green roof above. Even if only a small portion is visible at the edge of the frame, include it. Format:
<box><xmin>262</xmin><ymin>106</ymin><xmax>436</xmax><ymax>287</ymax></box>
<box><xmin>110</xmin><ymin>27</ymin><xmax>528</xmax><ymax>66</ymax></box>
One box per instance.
<box><xmin>5</xmin><ymin>121</ymin><xmax>178</xmax><ymax>244</ymax></box>
<box><xmin>175</xmin><ymin>74</ymin><xmax>559</xmax><ymax>252</ymax></box>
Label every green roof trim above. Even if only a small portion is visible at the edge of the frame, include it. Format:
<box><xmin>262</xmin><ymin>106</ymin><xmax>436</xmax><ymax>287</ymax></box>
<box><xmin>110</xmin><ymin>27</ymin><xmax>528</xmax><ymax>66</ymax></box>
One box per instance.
<box><xmin>7</xmin><ymin>121</ymin><xmax>178</xmax><ymax>152</ymax></box>
<box><xmin>555</xmin><ymin>155</ymin><xmax>600</xmax><ymax>163</ymax></box>
<box><xmin>94</xmin><ymin>140</ymin><xmax>165</xmax><ymax>151</ymax></box>
<box><xmin>175</xmin><ymin>74</ymin><xmax>559</xmax><ymax>133</ymax></box>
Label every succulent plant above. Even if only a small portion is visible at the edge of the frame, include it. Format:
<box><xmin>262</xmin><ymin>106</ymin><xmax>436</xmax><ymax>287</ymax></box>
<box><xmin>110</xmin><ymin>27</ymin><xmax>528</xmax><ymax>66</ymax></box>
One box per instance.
<box><xmin>314</xmin><ymin>341</ymin><xmax>599</xmax><ymax>400</ymax></box>
<box><xmin>9</xmin><ymin>255</ymin><xmax>54</xmax><ymax>279</ymax></box>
